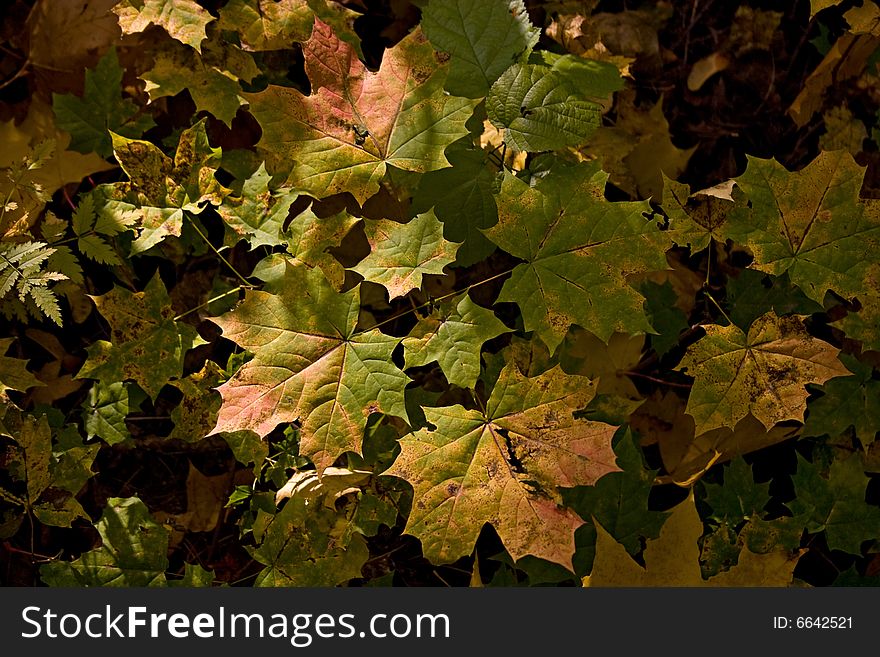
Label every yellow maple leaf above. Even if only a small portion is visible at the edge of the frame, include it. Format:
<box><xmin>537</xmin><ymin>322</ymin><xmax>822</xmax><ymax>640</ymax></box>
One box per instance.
<box><xmin>584</xmin><ymin>491</ymin><xmax>804</xmax><ymax>586</ymax></box>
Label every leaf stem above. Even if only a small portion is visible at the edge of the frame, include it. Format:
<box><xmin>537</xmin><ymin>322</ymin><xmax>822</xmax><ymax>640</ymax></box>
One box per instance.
<box><xmin>188</xmin><ymin>217</ymin><xmax>254</xmax><ymax>288</ymax></box>
<box><xmin>173</xmin><ymin>285</ymin><xmax>246</xmax><ymax>321</ymax></box>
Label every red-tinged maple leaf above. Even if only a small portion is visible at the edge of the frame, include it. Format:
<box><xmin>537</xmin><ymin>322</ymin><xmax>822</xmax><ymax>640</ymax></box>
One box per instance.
<box><xmin>244</xmin><ymin>18</ymin><xmax>477</xmax><ymax>204</ymax></box>
<box><xmin>384</xmin><ymin>363</ymin><xmax>619</xmax><ymax>569</ymax></box>
<box><xmin>210</xmin><ymin>264</ymin><xmax>409</xmax><ymax>471</ymax></box>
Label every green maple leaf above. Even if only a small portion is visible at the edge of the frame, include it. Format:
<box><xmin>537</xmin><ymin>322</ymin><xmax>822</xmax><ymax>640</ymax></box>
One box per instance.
<box><xmin>52</xmin><ymin>48</ymin><xmax>155</xmax><ymax>158</ymax></box>
<box><xmin>220</xmin><ymin>0</ymin><xmax>363</xmax><ymax>56</ymax></box>
<box><xmin>725</xmin><ymin>151</ymin><xmax>880</xmax><ymax>303</ymax></box>
<box><xmin>385</xmin><ymin>363</ymin><xmax>618</xmax><ymax>569</ymax></box>
<box><xmin>679</xmin><ymin>311</ymin><xmax>850</xmax><ymax>436</ymax></box>
<box><xmin>41</xmin><ymin>497</ymin><xmax>170</xmax><ymax>586</ymax></box>
<box><xmin>661</xmin><ymin>174</ymin><xmax>741</xmax><ymax>252</ymax></box>
<box><xmin>352</xmin><ymin>211</ymin><xmax>460</xmax><ymax>299</ymax></box>
<box><xmin>402</xmin><ymin>293</ymin><xmax>510</xmax><ymax>389</ymax></box>
<box><xmin>250</xmin><ymin>205</ymin><xmax>359</xmax><ymax>291</ymax></box>
<box><xmin>561</xmin><ymin>429</ymin><xmax>669</xmax><ymax>555</ymax></box>
<box><xmin>82</xmin><ymin>380</ymin><xmax>131</xmax><ymax>445</ymax></box>
<box><xmin>835</xmin><ymin>264</ymin><xmax>880</xmax><ymax>351</ymax></box>
<box><xmin>170</xmin><ymin>361</ymin><xmax>224</xmax><ymax>443</ymax></box>
<box><xmin>804</xmin><ymin>354</ymin><xmax>880</xmax><ymax>446</ymax></box>
<box><xmin>486</xmin><ymin>61</ymin><xmax>601</xmax><ymax>152</ymax></box>
<box><xmin>141</xmin><ymin>31</ymin><xmax>259</xmax><ymax>127</ymax></box>
<box><xmin>788</xmin><ymin>453</ymin><xmax>880</xmax><ymax>554</ymax></box>
<box><xmin>725</xmin><ymin>270</ymin><xmax>823</xmax><ymax>331</ymax></box>
<box><xmin>114</xmin><ymin>0</ymin><xmax>214</xmax><ymax>52</ymax></box>
<box><xmin>77</xmin><ymin>274</ymin><xmax>202</xmax><ymax>399</ymax></box>
<box><xmin>245</xmin><ymin>18</ymin><xmax>477</xmax><ymax>204</ymax></box>
<box><xmin>218</xmin><ymin>163</ymin><xmax>299</xmax><ymax>248</ymax></box>
<box><xmin>252</xmin><ymin>495</ymin><xmax>369</xmax><ymax>586</ymax></box>
<box><xmin>105</xmin><ymin>119</ymin><xmax>230</xmax><ymax>253</ymax></box>
<box><xmin>211</xmin><ymin>264</ymin><xmax>409</xmax><ymax>472</ymax></box>
<box><xmin>484</xmin><ymin>160</ymin><xmax>667</xmax><ymax>352</ymax></box>
<box><xmin>421</xmin><ymin>0</ymin><xmax>538</xmax><ymax>98</ymax></box>
<box><xmin>702</xmin><ymin>457</ymin><xmax>771</xmax><ymax>526</ymax></box>
<box><xmin>411</xmin><ymin>140</ymin><xmax>500</xmax><ymax>267</ymax></box>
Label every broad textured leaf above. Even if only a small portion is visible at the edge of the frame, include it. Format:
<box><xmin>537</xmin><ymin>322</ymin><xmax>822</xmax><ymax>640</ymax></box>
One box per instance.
<box><xmin>485</xmin><ymin>160</ymin><xmax>667</xmax><ymax>352</ymax></box>
<box><xmin>562</xmin><ymin>429</ymin><xmax>669</xmax><ymax>555</ymax></box>
<box><xmin>252</xmin><ymin>496</ymin><xmax>369</xmax><ymax>586</ymax></box>
<box><xmin>218</xmin><ymin>163</ymin><xmax>299</xmax><ymax>248</ymax></box>
<box><xmin>835</xmin><ymin>265</ymin><xmax>880</xmax><ymax>351</ymax></box>
<box><xmin>421</xmin><ymin>0</ymin><xmax>538</xmax><ymax>98</ymax></box>
<box><xmin>245</xmin><ymin>18</ymin><xmax>477</xmax><ymax>203</ymax></box>
<box><xmin>113</xmin><ymin>0</ymin><xmax>214</xmax><ymax>51</ymax></box>
<box><xmin>107</xmin><ymin>120</ymin><xmax>230</xmax><ymax>252</ymax></box>
<box><xmin>804</xmin><ymin>355</ymin><xmax>880</xmax><ymax>446</ymax></box>
<box><xmin>352</xmin><ymin>211</ymin><xmax>459</xmax><ymax>299</ymax></box>
<box><xmin>402</xmin><ymin>293</ymin><xmax>510</xmax><ymax>389</ymax></box>
<box><xmin>0</xmin><ymin>338</ymin><xmax>43</xmax><ymax>394</ymax></box>
<box><xmin>170</xmin><ymin>361</ymin><xmax>224</xmax><ymax>442</ymax></box>
<box><xmin>385</xmin><ymin>363</ymin><xmax>618</xmax><ymax>568</ymax></box>
<box><xmin>220</xmin><ymin>0</ymin><xmax>363</xmax><ymax>56</ymax></box>
<box><xmin>83</xmin><ymin>380</ymin><xmax>130</xmax><ymax>445</ymax></box>
<box><xmin>40</xmin><ymin>497</ymin><xmax>170</xmax><ymax>586</ymax></box>
<box><xmin>10</xmin><ymin>415</ymin><xmax>51</xmax><ymax>504</ymax></box>
<box><xmin>702</xmin><ymin>458</ymin><xmax>770</xmax><ymax>525</ymax></box>
<box><xmin>725</xmin><ymin>151</ymin><xmax>880</xmax><ymax>303</ymax></box>
<box><xmin>679</xmin><ymin>312</ymin><xmax>850</xmax><ymax>435</ymax></box>
<box><xmin>661</xmin><ymin>174</ymin><xmax>740</xmax><ymax>252</ymax></box>
<box><xmin>585</xmin><ymin>492</ymin><xmax>803</xmax><ymax>586</ymax></box>
<box><xmin>211</xmin><ymin>264</ymin><xmax>409</xmax><ymax>471</ymax></box>
<box><xmin>52</xmin><ymin>48</ymin><xmax>155</xmax><ymax>158</ymax></box>
<box><xmin>411</xmin><ymin>142</ymin><xmax>500</xmax><ymax>267</ymax></box>
<box><xmin>252</xmin><ymin>208</ymin><xmax>359</xmax><ymax>289</ymax></box>
<box><xmin>725</xmin><ymin>270</ymin><xmax>823</xmax><ymax>331</ymax></box>
<box><xmin>486</xmin><ymin>63</ymin><xmax>601</xmax><ymax>152</ymax></box>
<box><xmin>788</xmin><ymin>453</ymin><xmax>880</xmax><ymax>554</ymax></box>
<box><xmin>77</xmin><ymin>274</ymin><xmax>201</xmax><ymax>398</ymax></box>
<box><xmin>141</xmin><ymin>34</ymin><xmax>259</xmax><ymax>126</ymax></box>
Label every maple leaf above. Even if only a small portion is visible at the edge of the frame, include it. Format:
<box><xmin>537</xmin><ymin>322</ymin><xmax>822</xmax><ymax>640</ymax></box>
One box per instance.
<box><xmin>251</xmin><ymin>496</ymin><xmax>369</xmax><ymax>586</ymax></box>
<box><xmin>411</xmin><ymin>140</ymin><xmax>500</xmax><ymax>267</ymax></box>
<box><xmin>41</xmin><ymin>497</ymin><xmax>170</xmax><ymax>586</ymax></box>
<box><xmin>82</xmin><ymin>381</ymin><xmax>130</xmax><ymax>445</ymax></box>
<box><xmin>679</xmin><ymin>312</ymin><xmax>850</xmax><ymax>436</ymax></box>
<box><xmin>834</xmin><ymin>264</ymin><xmax>880</xmax><ymax>351</ymax></box>
<box><xmin>105</xmin><ymin>119</ymin><xmax>230</xmax><ymax>253</ymax></box>
<box><xmin>402</xmin><ymin>293</ymin><xmax>510</xmax><ymax>389</ymax></box>
<box><xmin>352</xmin><ymin>211</ymin><xmax>460</xmax><ymax>299</ymax></box>
<box><xmin>420</xmin><ymin>0</ymin><xmax>539</xmax><ymax>98</ymax></box>
<box><xmin>803</xmin><ymin>354</ymin><xmax>880</xmax><ymax>446</ymax></box>
<box><xmin>113</xmin><ymin>0</ymin><xmax>214</xmax><ymax>52</ymax></box>
<box><xmin>0</xmin><ymin>337</ymin><xmax>43</xmax><ymax>395</ymax></box>
<box><xmin>220</xmin><ymin>0</ymin><xmax>363</xmax><ymax>56</ymax></box>
<box><xmin>725</xmin><ymin>151</ymin><xmax>880</xmax><ymax>303</ymax></box>
<box><xmin>211</xmin><ymin>264</ymin><xmax>409</xmax><ymax>472</ymax></box>
<box><xmin>585</xmin><ymin>492</ymin><xmax>804</xmax><ymax>586</ymax></box>
<box><xmin>384</xmin><ymin>363</ymin><xmax>618</xmax><ymax>568</ymax></box>
<box><xmin>170</xmin><ymin>361</ymin><xmax>225</xmax><ymax>443</ymax></box>
<box><xmin>77</xmin><ymin>273</ymin><xmax>202</xmax><ymax>399</ymax></box>
<box><xmin>245</xmin><ymin>18</ymin><xmax>477</xmax><ymax>204</ymax></box>
<box><xmin>218</xmin><ymin>163</ymin><xmax>299</xmax><ymax>248</ymax></box>
<box><xmin>562</xmin><ymin>429</ymin><xmax>668</xmax><ymax>555</ymax></box>
<box><xmin>484</xmin><ymin>160</ymin><xmax>668</xmax><ymax>352</ymax></box>
<box><xmin>788</xmin><ymin>453</ymin><xmax>880</xmax><ymax>554</ymax></box>
<box><xmin>52</xmin><ymin>48</ymin><xmax>155</xmax><ymax>158</ymax></box>
<box><xmin>140</xmin><ymin>31</ymin><xmax>259</xmax><ymax>126</ymax></box>
<box><xmin>661</xmin><ymin>173</ymin><xmax>741</xmax><ymax>252</ymax></box>
<box><xmin>702</xmin><ymin>457</ymin><xmax>770</xmax><ymax>525</ymax></box>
